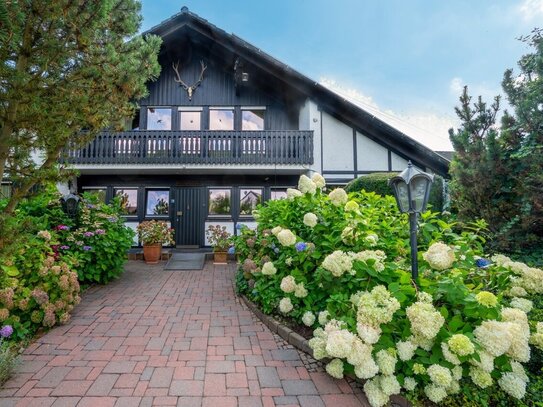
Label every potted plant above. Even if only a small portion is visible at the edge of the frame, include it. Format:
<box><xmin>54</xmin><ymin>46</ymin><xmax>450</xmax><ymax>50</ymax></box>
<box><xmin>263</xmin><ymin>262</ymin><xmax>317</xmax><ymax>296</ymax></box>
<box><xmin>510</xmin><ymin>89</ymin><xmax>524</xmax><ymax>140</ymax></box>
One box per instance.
<box><xmin>206</xmin><ymin>224</ymin><xmax>231</xmax><ymax>264</ymax></box>
<box><xmin>136</xmin><ymin>220</ymin><xmax>174</xmax><ymax>264</ymax></box>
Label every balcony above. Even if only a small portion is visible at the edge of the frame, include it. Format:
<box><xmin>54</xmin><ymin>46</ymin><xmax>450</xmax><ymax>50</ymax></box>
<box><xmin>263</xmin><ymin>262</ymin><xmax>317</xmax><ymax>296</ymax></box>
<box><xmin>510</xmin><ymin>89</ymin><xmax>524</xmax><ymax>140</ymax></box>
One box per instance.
<box><xmin>66</xmin><ymin>130</ymin><xmax>313</xmax><ymax>166</ymax></box>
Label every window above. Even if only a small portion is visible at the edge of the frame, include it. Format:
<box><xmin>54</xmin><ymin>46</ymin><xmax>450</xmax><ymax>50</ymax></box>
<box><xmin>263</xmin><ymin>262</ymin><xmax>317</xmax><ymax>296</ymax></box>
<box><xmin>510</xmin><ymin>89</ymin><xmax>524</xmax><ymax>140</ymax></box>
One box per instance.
<box><xmin>270</xmin><ymin>189</ymin><xmax>288</xmax><ymax>200</ymax></box>
<box><xmin>239</xmin><ymin>188</ymin><xmax>262</xmax><ymax>215</ymax></box>
<box><xmin>209</xmin><ymin>109</ymin><xmax>234</xmax><ymax>130</ymax></box>
<box><xmin>146</xmin><ymin>189</ymin><xmax>170</xmax><ymax>216</ymax></box>
<box><xmin>179</xmin><ymin>111</ymin><xmax>201</xmax><ymax>131</ymax></box>
<box><xmin>208</xmin><ymin>189</ymin><xmax>231</xmax><ymax>216</ymax></box>
<box><xmin>147</xmin><ymin>108</ymin><xmax>171</xmax><ymax>130</ymax></box>
<box><xmin>115</xmin><ymin>188</ymin><xmax>138</xmax><ymax>215</ymax></box>
<box><xmin>82</xmin><ymin>188</ymin><xmax>107</xmax><ymax>203</ymax></box>
<box><xmin>241</xmin><ymin>109</ymin><xmax>265</xmax><ymax>131</ymax></box>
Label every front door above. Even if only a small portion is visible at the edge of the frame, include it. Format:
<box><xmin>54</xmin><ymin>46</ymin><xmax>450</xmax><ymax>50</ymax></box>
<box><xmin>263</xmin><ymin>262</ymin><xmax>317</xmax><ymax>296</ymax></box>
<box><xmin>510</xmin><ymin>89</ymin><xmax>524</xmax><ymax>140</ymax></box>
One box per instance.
<box><xmin>173</xmin><ymin>187</ymin><xmax>205</xmax><ymax>247</ymax></box>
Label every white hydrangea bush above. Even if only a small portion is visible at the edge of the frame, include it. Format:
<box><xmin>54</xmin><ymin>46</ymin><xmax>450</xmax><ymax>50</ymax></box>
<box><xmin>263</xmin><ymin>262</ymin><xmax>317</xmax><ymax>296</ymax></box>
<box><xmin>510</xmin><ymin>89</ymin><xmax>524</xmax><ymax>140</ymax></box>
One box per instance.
<box><xmin>232</xmin><ymin>173</ymin><xmax>543</xmax><ymax>407</ymax></box>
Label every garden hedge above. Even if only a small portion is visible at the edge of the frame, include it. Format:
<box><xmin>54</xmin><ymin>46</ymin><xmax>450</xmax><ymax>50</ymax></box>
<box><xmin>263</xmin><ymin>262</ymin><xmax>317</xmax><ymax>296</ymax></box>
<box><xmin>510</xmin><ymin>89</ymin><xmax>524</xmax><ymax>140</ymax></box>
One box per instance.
<box><xmin>345</xmin><ymin>172</ymin><xmax>446</xmax><ymax>212</ymax></box>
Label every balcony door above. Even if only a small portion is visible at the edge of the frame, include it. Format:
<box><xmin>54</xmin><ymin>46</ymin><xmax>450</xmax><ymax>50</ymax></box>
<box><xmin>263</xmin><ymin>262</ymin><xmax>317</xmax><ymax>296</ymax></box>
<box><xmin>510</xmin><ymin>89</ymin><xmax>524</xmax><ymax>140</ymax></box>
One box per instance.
<box><xmin>173</xmin><ymin>187</ymin><xmax>205</xmax><ymax>247</ymax></box>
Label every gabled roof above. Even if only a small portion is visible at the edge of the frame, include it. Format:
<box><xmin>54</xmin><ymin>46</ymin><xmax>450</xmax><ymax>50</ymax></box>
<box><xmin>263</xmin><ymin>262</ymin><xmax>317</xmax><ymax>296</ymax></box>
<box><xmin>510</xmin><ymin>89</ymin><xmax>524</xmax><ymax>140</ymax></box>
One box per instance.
<box><xmin>143</xmin><ymin>7</ymin><xmax>450</xmax><ymax>177</ymax></box>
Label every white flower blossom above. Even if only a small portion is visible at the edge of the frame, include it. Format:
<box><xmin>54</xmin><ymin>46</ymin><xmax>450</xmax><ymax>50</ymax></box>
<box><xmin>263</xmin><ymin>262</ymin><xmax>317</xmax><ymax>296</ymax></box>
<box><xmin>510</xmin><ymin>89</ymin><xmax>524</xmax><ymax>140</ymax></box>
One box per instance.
<box><xmin>422</xmin><ymin>242</ymin><xmax>456</xmax><ymax>270</ymax></box>
<box><xmin>280</xmin><ymin>276</ymin><xmax>297</xmax><ymax>293</ymax></box>
<box><xmin>424</xmin><ymin>384</ymin><xmax>448</xmax><ymax>403</ymax></box>
<box><xmin>278</xmin><ymin>297</ymin><xmax>293</xmax><ymax>314</ymax></box>
<box><xmin>298</xmin><ymin>174</ymin><xmax>317</xmax><ymax>195</ymax></box>
<box><xmin>328</xmin><ymin>188</ymin><xmax>348</xmax><ymax>206</ymax></box>
<box><xmin>311</xmin><ymin>173</ymin><xmax>326</xmax><ymax>189</ymax></box>
<box><xmin>286</xmin><ymin>188</ymin><xmax>302</xmax><ymax>200</ymax></box>
<box><xmin>498</xmin><ymin>372</ymin><xmax>527</xmax><ymax>399</ymax></box>
<box><xmin>303</xmin><ymin>212</ymin><xmax>318</xmax><ymax>228</ymax></box>
<box><xmin>375</xmin><ymin>349</ymin><xmax>396</xmax><ymax>376</ymax></box>
<box><xmin>403</xmin><ymin>377</ymin><xmax>417</xmax><ymax>391</ymax></box>
<box><xmin>325</xmin><ymin>358</ymin><xmax>344</xmax><ymax>379</ymax></box>
<box><xmin>277</xmin><ymin>229</ymin><xmax>296</xmax><ymax>246</ymax></box>
<box><xmin>326</xmin><ymin>329</ymin><xmax>356</xmax><ymax>358</ymax></box>
<box><xmin>396</xmin><ymin>340</ymin><xmax>417</xmax><ymax>361</ymax></box>
<box><xmin>321</xmin><ymin>250</ymin><xmax>353</xmax><ymax>277</ymax></box>
<box><xmin>302</xmin><ymin>311</ymin><xmax>315</xmax><ymax>327</ymax></box>
<box><xmin>261</xmin><ymin>261</ymin><xmax>277</xmax><ymax>275</ymax></box>
<box><xmin>406</xmin><ymin>301</ymin><xmax>445</xmax><ymax>340</ymax></box>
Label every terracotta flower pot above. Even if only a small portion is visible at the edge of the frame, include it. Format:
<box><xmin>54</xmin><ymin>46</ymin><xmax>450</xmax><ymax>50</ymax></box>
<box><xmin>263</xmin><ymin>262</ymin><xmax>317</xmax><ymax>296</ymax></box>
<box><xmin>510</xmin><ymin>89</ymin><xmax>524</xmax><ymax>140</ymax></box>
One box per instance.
<box><xmin>213</xmin><ymin>251</ymin><xmax>228</xmax><ymax>264</ymax></box>
<box><xmin>143</xmin><ymin>244</ymin><xmax>162</xmax><ymax>264</ymax></box>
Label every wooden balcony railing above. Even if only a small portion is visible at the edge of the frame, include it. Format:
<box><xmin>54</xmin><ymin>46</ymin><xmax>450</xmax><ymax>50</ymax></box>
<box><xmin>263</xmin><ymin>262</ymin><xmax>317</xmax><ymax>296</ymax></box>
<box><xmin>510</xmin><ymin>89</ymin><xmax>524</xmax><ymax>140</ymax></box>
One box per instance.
<box><xmin>65</xmin><ymin>130</ymin><xmax>313</xmax><ymax>166</ymax></box>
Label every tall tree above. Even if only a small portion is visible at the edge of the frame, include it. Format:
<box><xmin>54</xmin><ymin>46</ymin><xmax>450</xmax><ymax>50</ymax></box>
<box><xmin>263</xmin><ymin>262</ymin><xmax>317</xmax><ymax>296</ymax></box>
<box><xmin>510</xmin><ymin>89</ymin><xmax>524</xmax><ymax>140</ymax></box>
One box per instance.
<box><xmin>0</xmin><ymin>0</ymin><xmax>161</xmax><ymax>219</ymax></box>
<box><xmin>449</xmin><ymin>28</ymin><xmax>542</xmax><ymax>251</ymax></box>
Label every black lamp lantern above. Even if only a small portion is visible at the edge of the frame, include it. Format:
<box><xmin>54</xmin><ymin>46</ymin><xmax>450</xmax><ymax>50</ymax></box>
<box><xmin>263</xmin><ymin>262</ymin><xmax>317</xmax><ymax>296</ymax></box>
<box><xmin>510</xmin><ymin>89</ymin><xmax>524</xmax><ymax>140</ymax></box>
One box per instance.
<box><xmin>389</xmin><ymin>162</ymin><xmax>434</xmax><ymax>283</ymax></box>
<box><xmin>61</xmin><ymin>194</ymin><xmax>81</xmax><ymax>219</ymax></box>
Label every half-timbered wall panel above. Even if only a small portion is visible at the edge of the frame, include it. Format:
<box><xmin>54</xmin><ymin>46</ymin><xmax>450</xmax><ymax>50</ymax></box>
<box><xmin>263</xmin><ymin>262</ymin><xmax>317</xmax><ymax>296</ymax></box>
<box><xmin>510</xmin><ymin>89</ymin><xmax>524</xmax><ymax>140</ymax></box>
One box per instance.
<box><xmin>391</xmin><ymin>152</ymin><xmax>409</xmax><ymax>171</ymax></box>
<box><xmin>321</xmin><ymin>112</ymin><xmax>354</xmax><ymax>171</ymax></box>
<box><xmin>356</xmin><ymin>132</ymin><xmax>389</xmax><ymax>171</ymax></box>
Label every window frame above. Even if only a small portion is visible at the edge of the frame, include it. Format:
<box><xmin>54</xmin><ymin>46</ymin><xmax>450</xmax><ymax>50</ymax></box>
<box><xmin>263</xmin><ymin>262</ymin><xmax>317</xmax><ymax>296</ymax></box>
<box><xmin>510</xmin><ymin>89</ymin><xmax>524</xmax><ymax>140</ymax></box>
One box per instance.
<box><xmin>238</xmin><ymin>187</ymin><xmax>263</xmax><ymax>217</ymax></box>
<box><xmin>146</xmin><ymin>107</ymin><xmax>172</xmax><ymax>131</ymax></box>
<box><xmin>144</xmin><ymin>188</ymin><xmax>171</xmax><ymax>218</ymax></box>
<box><xmin>113</xmin><ymin>187</ymin><xmax>139</xmax><ymax>217</ymax></box>
<box><xmin>178</xmin><ymin>107</ymin><xmax>203</xmax><ymax>131</ymax></box>
<box><xmin>208</xmin><ymin>107</ymin><xmax>235</xmax><ymax>131</ymax></box>
<box><xmin>240</xmin><ymin>106</ymin><xmax>266</xmax><ymax>131</ymax></box>
<box><xmin>207</xmin><ymin>187</ymin><xmax>233</xmax><ymax>217</ymax></box>
<box><xmin>81</xmin><ymin>187</ymin><xmax>108</xmax><ymax>203</ymax></box>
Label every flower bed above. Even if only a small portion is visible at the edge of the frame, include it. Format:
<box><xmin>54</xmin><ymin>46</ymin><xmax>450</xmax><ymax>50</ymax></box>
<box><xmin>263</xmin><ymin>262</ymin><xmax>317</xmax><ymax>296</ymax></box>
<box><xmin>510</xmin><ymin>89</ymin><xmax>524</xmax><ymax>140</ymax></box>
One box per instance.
<box><xmin>234</xmin><ymin>174</ymin><xmax>543</xmax><ymax>407</ymax></box>
<box><xmin>0</xmin><ymin>188</ymin><xmax>134</xmax><ymax>340</ymax></box>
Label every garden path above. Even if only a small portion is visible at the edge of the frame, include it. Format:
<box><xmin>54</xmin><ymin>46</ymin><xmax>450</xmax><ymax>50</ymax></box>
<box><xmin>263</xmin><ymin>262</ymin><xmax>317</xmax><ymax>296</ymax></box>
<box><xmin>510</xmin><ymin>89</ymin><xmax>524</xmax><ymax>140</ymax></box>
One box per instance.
<box><xmin>0</xmin><ymin>261</ymin><xmax>370</xmax><ymax>407</ymax></box>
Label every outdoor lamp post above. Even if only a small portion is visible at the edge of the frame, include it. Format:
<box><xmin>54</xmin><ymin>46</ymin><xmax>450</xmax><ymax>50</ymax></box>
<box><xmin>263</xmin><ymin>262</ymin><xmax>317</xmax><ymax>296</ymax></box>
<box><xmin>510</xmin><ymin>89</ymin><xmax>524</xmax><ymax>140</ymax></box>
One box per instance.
<box><xmin>61</xmin><ymin>194</ymin><xmax>81</xmax><ymax>219</ymax></box>
<box><xmin>389</xmin><ymin>162</ymin><xmax>434</xmax><ymax>283</ymax></box>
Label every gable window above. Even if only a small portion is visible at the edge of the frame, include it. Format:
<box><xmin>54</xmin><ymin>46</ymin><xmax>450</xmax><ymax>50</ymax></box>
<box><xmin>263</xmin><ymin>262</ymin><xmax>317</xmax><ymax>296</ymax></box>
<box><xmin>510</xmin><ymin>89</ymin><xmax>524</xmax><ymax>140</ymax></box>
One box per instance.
<box><xmin>241</xmin><ymin>108</ymin><xmax>265</xmax><ymax>131</ymax></box>
<box><xmin>147</xmin><ymin>108</ymin><xmax>171</xmax><ymax>130</ymax></box>
<box><xmin>145</xmin><ymin>189</ymin><xmax>170</xmax><ymax>216</ymax></box>
<box><xmin>239</xmin><ymin>188</ymin><xmax>262</xmax><ymax>216</ymax></box>
<box><xmin>209</xmin><ymin>108</ymin><xmax>234</xmax><ymax>130</ymax></box>
<box><xmin>208</xmin><ymin>188</ymin><xmax>231</xmax><ymax>216</ymax></box>
<box><xmin>115</xmin><ymin>188</ymin><xmax>138</xmax><ymax>216</ymax></box>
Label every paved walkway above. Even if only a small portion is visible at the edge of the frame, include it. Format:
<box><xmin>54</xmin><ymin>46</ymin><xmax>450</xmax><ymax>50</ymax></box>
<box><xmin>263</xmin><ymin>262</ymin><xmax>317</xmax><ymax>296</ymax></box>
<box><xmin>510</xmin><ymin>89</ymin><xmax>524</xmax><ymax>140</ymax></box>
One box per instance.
<box><xmin>0</xmin><ymin>261</ymin><xmax>369</xmax><ymax>407</ymax></box>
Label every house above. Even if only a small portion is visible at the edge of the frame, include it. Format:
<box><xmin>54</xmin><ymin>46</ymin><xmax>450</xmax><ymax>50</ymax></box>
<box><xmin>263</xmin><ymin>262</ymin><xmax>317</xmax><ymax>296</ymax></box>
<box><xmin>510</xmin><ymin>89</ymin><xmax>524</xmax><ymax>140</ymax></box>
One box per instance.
<box><xmin>66</xmin><ymin>6</ymin><xmax>450</xmax><ymax>247</ymax></box>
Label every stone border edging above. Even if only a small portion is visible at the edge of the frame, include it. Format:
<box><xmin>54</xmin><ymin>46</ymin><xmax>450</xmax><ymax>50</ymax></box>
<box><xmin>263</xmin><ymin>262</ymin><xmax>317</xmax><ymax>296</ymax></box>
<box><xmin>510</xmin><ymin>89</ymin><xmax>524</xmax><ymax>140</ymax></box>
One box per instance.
<box><xmin>241</xmin><ymin>295</ymin><xmax>313</xmax><ymax>356</ymax></box>
<box><xmin>240</xmin><ymin>294</ymin><xmax>410</xmax><ymax>407</ymax></box>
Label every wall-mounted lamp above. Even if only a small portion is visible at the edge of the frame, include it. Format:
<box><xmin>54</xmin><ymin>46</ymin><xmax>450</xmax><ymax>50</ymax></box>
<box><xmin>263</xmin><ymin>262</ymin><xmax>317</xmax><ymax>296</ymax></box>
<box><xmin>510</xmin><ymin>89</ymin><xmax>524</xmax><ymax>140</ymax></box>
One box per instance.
<box><xmin>241</xmin><ymin>72</ymin><xmax>249</xmax><ymax>82</ymax></box>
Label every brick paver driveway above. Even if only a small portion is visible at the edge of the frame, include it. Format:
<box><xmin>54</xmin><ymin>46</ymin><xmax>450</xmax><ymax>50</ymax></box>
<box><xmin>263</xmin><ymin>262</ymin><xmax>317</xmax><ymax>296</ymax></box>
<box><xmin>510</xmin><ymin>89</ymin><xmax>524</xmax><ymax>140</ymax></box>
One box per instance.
<box><xmin>0</xmin><ymin>261</ymin><xmax>370</xmax><ymax>407</ymax></box>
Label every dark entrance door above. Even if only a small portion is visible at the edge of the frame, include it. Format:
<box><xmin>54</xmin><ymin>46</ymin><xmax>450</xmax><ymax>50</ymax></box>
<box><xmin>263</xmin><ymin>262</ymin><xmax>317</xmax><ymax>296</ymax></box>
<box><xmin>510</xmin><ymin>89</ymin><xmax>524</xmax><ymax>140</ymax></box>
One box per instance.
<box><xmin>173</xmin><ymin>187</ymin><xmax>204</xmax><ymax>247</ymax></box>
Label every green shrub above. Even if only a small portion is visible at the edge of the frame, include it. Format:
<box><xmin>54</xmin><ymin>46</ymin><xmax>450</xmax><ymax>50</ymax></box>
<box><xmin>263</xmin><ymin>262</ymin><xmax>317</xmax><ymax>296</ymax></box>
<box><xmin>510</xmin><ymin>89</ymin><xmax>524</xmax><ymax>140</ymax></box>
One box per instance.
<box><xmin>233</xmin><ymin>173</ymin><xmax>542</xmax><ymax>407</ymax></box>
<box><xmin>345</xmin><ymin>172</ymin><xmax>445</xmax><ymax>211</ymax></box>
<box><xmin>56</xmin><ymin>194</ymin><xmax>135</xmax><ymax>284</ymax></box>
<box><xmin>0</xmin><ymin>343</ymin><xmax>18</xmax><ymax>386</ymax></box>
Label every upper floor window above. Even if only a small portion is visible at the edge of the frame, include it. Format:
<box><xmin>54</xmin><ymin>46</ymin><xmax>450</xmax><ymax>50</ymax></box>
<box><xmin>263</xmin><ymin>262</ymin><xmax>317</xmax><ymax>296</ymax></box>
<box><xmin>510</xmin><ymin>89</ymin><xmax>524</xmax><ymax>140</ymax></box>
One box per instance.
<box><xmin>241</xmin><ymin>108</ymin><xmax>265</xmax><ymax>131</ymax></box>
<box><xmin>179</xmin><ymin>109</ymin><xmax>202</xmax><ymax>131</ymax></box>
<box><xmin>147</xmin><ymin>108</ymin><xmax>171</xmax><ymax>130</ymax></box>
<box><xmin>209</xmin><ymin>108</ymin><xmax>234</xmax><ymax>131</ymax></box>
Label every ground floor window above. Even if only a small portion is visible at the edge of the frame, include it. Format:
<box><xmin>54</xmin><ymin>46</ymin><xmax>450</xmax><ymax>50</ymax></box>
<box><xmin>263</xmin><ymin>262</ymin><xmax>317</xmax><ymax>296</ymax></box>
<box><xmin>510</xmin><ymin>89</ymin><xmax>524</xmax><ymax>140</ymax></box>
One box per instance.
<box><xmin>81</xmin><ymin>187</ymin><xmax>107</xmax><ymax>203</ymax></box>
<box><xmin>145</xmin><ymin>189</ymin><xmax>170</xmax><ymax>216</ymax></box>
<box><xmin>0</xmin><ymin>183</ymin><xmax>12</xmax><ymax>199</ymax></box>
<box><xmin>208</xmin><ymin>188</ymin><xmax>231</xmax><ymax>216</ymax></box>
<box><xmin>114</xmin><ymin>188</ymin><xmax>138</xmax><ymax>215</ymax></box>
<box><xmin>239</xmin><ymin>188</ymin><xmax>262</xmax><ymax>215</ymax></box>
<box><xmin>270</xmin><ymin>188</ymin><xmax>288</xmax><ymax>200</ymax></box>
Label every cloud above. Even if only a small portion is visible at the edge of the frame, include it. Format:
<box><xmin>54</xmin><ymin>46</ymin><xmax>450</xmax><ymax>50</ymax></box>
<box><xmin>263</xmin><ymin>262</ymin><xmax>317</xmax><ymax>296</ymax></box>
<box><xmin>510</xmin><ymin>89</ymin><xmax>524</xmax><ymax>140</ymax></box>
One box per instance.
<box><xmin>320</xmin><ymin>78</ymin><xmax>455</xmax><ymax>151</ymax></box>
<box><xmin>518</xmin><ymin>0</ymin><xmax>543</xmax><ymax>21</ymax></box>
<box><xmin>449</xmin><ymin>77</ymin><xmax>464</xmax><ymax>95</ymax></box>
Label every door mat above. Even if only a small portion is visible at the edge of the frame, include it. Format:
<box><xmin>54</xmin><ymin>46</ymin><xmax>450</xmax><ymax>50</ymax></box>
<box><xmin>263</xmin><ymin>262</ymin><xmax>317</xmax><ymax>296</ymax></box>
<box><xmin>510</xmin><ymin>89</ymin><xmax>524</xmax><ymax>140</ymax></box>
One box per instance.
<box><xmin>164</xmin><ymin>253</ymin><xmax>206</xmax><ymax>270</ymax></box>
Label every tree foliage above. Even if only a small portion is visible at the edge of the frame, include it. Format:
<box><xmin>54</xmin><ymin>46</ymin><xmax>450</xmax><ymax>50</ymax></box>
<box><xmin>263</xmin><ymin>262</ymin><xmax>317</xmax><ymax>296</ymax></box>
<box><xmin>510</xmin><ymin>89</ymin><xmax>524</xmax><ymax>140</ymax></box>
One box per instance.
<box><xmin>449</xmin><ymin>28</ymin><xmax>543</xmax><ymax>251</ymax></box>
<box><xmin>0</xmin><ymin>0</ymin><xmax>161</xmax><ymax>243</ymax></box>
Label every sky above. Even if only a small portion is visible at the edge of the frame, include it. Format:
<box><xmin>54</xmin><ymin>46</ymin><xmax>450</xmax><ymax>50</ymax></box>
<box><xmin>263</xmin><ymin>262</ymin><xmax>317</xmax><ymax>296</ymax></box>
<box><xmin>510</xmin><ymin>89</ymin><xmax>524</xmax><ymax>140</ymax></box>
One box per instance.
<box><xmin>140</xmin><ymin>0</ymin><xmax>542</xmax><ymax>150</ymax></box>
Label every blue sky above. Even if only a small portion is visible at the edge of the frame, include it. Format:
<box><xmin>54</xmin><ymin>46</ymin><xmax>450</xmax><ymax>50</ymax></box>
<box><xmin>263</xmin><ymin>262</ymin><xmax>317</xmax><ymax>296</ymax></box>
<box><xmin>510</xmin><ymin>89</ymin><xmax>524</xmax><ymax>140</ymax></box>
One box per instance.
<box><xmin>140</xmin><ymin>0</ymin><xmax>542</xmax><ymax>150</ymax></box>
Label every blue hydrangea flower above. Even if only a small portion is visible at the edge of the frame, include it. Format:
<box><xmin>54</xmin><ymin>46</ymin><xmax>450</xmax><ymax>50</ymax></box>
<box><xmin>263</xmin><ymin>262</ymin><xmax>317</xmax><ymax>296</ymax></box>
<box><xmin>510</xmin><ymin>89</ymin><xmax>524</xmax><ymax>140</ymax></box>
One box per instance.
<box><xmin>274</xmin><ymin>247</ymin><xmax>280</xmax><ymax>254</ymax></box>
<box><xmin>236</xmin><ymin>223</ymin><xmax>245</xmax><ymax>230</ymax></box>
<box><xmin>475</xmin><ymin>258</ymin><xmax>492</xmax><ymax>268</ymax></box>
<box><xmin>295</xmin><ymin>242</ymin><xmax>307</xmax><ymax>252</ymax></box>
<box><xmin>83</xmin><ymin>246</ymin><xmax>92</xmax><ymax>251</ymax></box>
<box><xmin>228</xmin><ymin>246</ymin><xmax>235</xmax><ymax>254</ymax></box>
<box><xmin>60</xmin><ymin>245</ymin><xmax>70</xmax><ymax>250</ymax></box>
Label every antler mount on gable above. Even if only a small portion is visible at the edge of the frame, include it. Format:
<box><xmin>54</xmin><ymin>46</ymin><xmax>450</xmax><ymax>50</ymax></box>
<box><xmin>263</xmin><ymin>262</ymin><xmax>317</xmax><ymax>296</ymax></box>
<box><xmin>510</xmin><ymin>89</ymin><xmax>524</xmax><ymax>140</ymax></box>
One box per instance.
<box><xmin>172</xmin><ymin>60</ymin><xmax>207</xmax><ymax>100</ymax></box>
